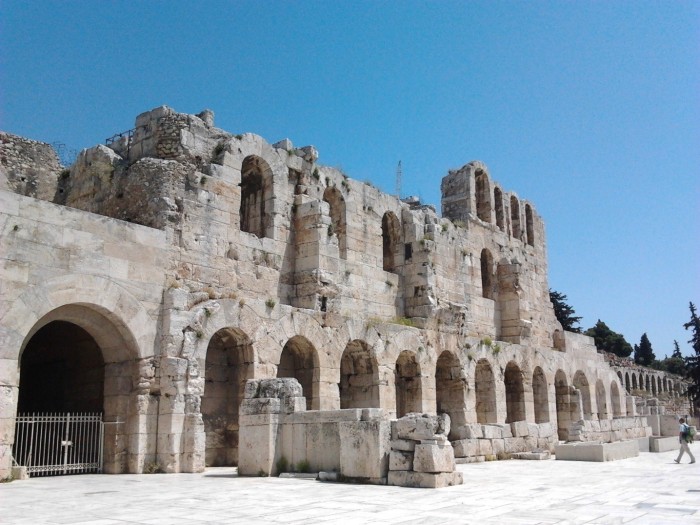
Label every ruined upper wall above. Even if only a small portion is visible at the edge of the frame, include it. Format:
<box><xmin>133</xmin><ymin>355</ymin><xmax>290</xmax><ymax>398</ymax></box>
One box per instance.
<box><xmin>2</xmin><ymin>105</ymin><xmax>565</xmax><ymax>349</ymax></box>
<box><xmin>0</xmin><ymin>132</ymin><xmax>62</xmax><ymax>201</ymax></box>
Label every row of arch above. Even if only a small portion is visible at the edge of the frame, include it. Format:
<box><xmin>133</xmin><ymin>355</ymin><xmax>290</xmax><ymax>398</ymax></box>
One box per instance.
<box><xmin>240</xmin><ymin>153</ymin><xmax>405</xmax><ymax>274</ymax></box>
<box><xmin>616</xmin><ymin>369</ymin><xmax>687</xmax><ymax>397</ymax></box>
<box><xmin>200</xmin><ymin>324</ymin><xmax>626</xmax><ymax>466</ymax></box>
<box><xmin>475</xmin><ymin>169</ymin><xmax>535</xmax><ymax>246</ymax></box>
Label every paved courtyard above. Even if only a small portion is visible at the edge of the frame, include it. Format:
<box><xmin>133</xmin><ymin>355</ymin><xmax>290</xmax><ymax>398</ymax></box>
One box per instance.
<box><xmin>1</xmin><ymin>449</ymin><xmax>698</xmax><ymax>525</ymax></box>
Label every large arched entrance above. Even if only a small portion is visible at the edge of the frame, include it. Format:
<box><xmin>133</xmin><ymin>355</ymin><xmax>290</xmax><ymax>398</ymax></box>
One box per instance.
<box><xmin>201</xmin><ymin>328</ymin><xmax>254</xmax><ymax>467</ymax></box>
<box><xmin>14</xmin><ymin>304</ymin><xmax>144</xmax><ymax>476</ymax></box>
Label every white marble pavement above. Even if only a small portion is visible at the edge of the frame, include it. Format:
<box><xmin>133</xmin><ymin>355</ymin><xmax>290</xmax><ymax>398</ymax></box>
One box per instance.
<box><xmin>1</xmin><ymin>448</ymin><xmax>698</xmax><ymax>524</ymax></box>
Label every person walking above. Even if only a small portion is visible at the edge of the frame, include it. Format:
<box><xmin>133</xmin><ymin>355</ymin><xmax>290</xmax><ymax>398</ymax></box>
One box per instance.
<box><xmin>675</xmin><ymin>417</ymin><xmax>695</xmax><ymax>464</ymax></box>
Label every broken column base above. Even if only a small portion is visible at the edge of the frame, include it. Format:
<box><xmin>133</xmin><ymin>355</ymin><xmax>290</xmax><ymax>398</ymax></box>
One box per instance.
<box><xmin>555</xmin><ymin>440</ymin><xmax>639</xmax><ymax>462</ymax></box>
<box><xmin>388</xmin><ymin>470</ymin><xmax>464</xmax><ymax>488</ymax></box>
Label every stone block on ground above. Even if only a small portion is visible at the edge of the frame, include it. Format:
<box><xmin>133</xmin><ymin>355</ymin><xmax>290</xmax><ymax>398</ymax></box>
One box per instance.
<box><xmin>392</xmin><ymin>413</ymin><xmax>450</xmax><ymax>441</ymax></box>
<box><xmin>413</xmin><ymin>443</ymin><xmax>456</xmax><ymax>473</ymax></box>
<box><xmin>389</xmin><ymin>450</ymin><xmax>413</xmax><ymax>471</ymax></box>
<box><xmin>387</xmin><ymin>470</ymin><xmax>463</xmax><ymax>488</ymax></box>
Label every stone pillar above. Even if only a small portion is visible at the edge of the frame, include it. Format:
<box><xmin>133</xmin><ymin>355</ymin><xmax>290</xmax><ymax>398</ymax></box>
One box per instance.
<box><xmin>0</xmin><ymin>383</ymin><xmax>19</xmax><ymax>480</ymax></box>
<box><xmin>238</xmin><ymin>378</ymin><xmax>305</xmax><ymax>476</ymax></box>
<box><xmin>157</xmin><ymin>356</ymin><xmax>188</xmax><ymax>473</ymax></box>
<box><xmin>497</xmin><ymin>262</ymin><xmax>530</xmax><ymax>344</ymax></box>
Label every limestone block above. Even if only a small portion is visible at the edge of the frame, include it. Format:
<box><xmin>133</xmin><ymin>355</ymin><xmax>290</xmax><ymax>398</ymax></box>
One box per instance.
<box><xmin>456</xmin><ymin>423</ymin><xmax>483</xmax><ymax>439</ymax></box>
<box><xmin>511</xmin><ymin>421</ymin><xmax>529</xmax><ymax>437</ymax></box>
<box><xmin>239</xmin><ymin>398</ymin><xmax>281</xmax><ymax>416</ymax></box>
<box><xmin>389</xmin><ymin>450</ymin><xmax>414</xmax><ymax>471</ymax></box>
<box><xmin>555</xmin><ymin>440</ymin><xmax>639</xmax><ymax>462</ymax></box>
<box><xmin>482</xmin><ymin>425</ymin><xmax>501</xmax><ymax>439</ymax></box>
<box><xmin>339</xmin><ymin>420</ymin><xmax>391</xmax><ymax>480</ymax></box>
<box><xmin>497</xmin><ymin>424</ymin><xmax>513</xmax><ymax>438</ymax></box>
<box><xmin>393</xmin><ymin>413</ymin><xmax>450</xmax><ymax>441</ymax></box>
<box><xmin>526</xmin><ymin>423</ymin><xmax>540</xmax><ymax>438</ymax></box>
<box><xmin>491</xmin><ymin>438</ymin><xmax>505</xmax><ymax>456</ymax></box>
<box><xmin>452</xmin><ymin>439</ymin><xmax>478</xmax><ymax>458</ymax></box>
<box><xmin>503</xmin><ymin>437</ymin><xmax>528</xmax><ymax>454</ymax></box>
<box><xmin>600</xmin><ymin>419</ymin><xmax>612</xmax><ymax>432</ymax></box>
<box><xmin>477</xmin><ymin>439</ymin><xmax>493</xmax><ymax>456</ymax></box>
<box><xmin>391</xmin><ymin>439</ymin><xmax>416</xmax><ymax>452</ymax></box>
<box><xmin>413</xmin><ymin>443</ymin><xmax>455</xmax><ymax>473</ymax></box>
<box><xmin>388</xmin><ymin>470</ymin><xmax>463</xmax><ymax>488</ymax></box>
<box><xmin>538</xmin><ymin>422</ymin><xmax>555</xmax><ymax>438</ymax></box>
<box><xmin>238</xmin><ymin>415</ymin><xmax>280</xmax><ymax>476</ymax></box>
<box><xmin>243</xmin><ymin>378</ymin><xmax>303</xmax><ymax>400</ymax></box>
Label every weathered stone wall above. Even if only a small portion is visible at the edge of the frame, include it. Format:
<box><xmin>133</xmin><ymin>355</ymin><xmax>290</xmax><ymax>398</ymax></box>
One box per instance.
<box><xmin>3</xmin><ymin>105</ymin><xmax>687</xmax><ymax>478</ymax></box>
<box><xmin>0</xmin><ymin>132</ymin><xmax>62</xmax><ymax>201</ymax></box>
<box><xmin>0</xmin><ymin>190</ymin><xmax>168</xmax><ymax>475</ymax></box>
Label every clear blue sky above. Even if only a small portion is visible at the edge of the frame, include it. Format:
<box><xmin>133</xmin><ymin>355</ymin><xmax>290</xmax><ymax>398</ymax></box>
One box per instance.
<box><xmin>2</xmin><ymin>1</ymin><xmax>698</xmax><ymax>358</ymax></box>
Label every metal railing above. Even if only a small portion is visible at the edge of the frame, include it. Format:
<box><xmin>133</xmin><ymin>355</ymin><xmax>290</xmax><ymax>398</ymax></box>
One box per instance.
<box><xmin>13</xmin><ymin>413</ymin><xmax>104</xmax><ymax>476</ymax></box>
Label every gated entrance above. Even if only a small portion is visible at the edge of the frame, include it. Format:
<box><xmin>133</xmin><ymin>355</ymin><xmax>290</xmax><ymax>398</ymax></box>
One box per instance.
<box><xmin>13</xmin><ymin>413</ymin><xmax>103</xmax><ymax>476</ymax></box>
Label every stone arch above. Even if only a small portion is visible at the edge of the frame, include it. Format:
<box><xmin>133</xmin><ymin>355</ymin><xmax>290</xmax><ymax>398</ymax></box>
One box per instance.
<box><xmin>9</xmin><ymin>275</ymin><xmax>153</xmax><ymax>364</ymax></box>
<box><xmin>201</xmin><ymin>327</ymin><xmax>255</xmax><ymax>467</ymax></box>
<box><xmin>645</xmin><ymin>374</ymin><xmax>651</xmax><ymax>393</ymax></box>
<box><xmin>435</xmin><ymin>351</ymin><xmax>466</xmax><ymax>436</ymax></box>
<box><xmin>16</xmin><ymin>304</ymin><xmax>147</xmax><ymax>475</ymax></box>
<box><xmin>631</xmin><ymin>373</ymin><xmax>638</xmax><ymax>391</ymax></box>
<box><xmin>395</xmin><ymin>350</ymin><xmax>422</xmax><ymax>417</ymax></box>
<box><xmin>475</xmin><ymin>169</ymin><xmax>491</xmax><ymax>222</ymax></box>
<box><xmin>323</xmin><ymin>186</ymin><xmax>347</xmax><ymax>259</ymax></box>
<box><xmin>555</xmin><ymin>370</ymin><xmax>571</xmax><ymax>440</ymax></box>
<box><xmin>0</xmin><ymin>275</ymin><xmax>157</xmax><ymax>476</ymax></box>
<box><xmin>525</xmin><ymin>204</ymin><xmax>535</xmax><ymax>246</ymax></box>
<box><xmin>624</xmin><ymin>372</ymin><xmax>630</xmax><ymax>393</ymax></box>
<box><xmin>480</xmin><ymin>248</ymin><xmax>494</xmax><ymax>300</ymax></box>
<box><xmin>339</xmin><ymin>340</ymin><xmax>379</xmax><ymax>409</ymax></box>
<box><xmin>532</xmin><ymin>366</ymin><xmax>549</xmax><ymax>423</ymax></box>
<box><xmin>504</xmin><ymin>361</ymin><xmax>526</xmax><ymax>423</ymax></box>
<box><xmin>494</xmin><ymin>186</ymin><xmax>505</xmax><ymax>231</ymax></box>
<box><xmin>656</xmin><ymin>376</ymin><xmax>662</xmax><ymax>395</ymax></box>
<box><xmin>573</xmin><ymin>371</ymin><xmax>593</xmax><ymax>420</ymax></box>
<box><xmin>595</xmin><ymin>379</ymin><xmax>608</xmax><ymax>420</ymax></box>
<box><xmin>510</xmin><ymin>195</ymin><xmax>521</xmax><ymax>239</ymax></box>
<box><xmin>382</xmin><ymin>211</ymin><xmax>401</xmax><ymax>273</ymax></box>
<box><xmin>240</xmin><ymin>155</ymin><xmax>273</xmax><ymax>238</ymax></box>
<box><xmin>475</xmin><ymin>359</ymin><xmax>497</xmax><ymax>424</ymax></box>
<box><xmin>278</xmin><ymin>336</ymin><xmax>319</xmax><ymax>410</ymax></box>
<box><xmin>610</xmin><ymin>381</ymin><xmax>622</xmax><ymax>417</ymax></box>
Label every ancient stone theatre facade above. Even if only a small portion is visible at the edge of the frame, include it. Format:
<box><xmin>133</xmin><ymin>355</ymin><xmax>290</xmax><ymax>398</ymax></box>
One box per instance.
<box><xmin>0</xmin><ymin>106</ymin><xmax>687</xmax><ymax>477</ymax></box>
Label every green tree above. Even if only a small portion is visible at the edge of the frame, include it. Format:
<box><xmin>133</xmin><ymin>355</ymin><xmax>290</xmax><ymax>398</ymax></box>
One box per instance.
<box><xmin>584</xmin><ymin>320</ymin><xmax>633</xmax><ymax>358</ymax></box>
<box><xmin>549</xmin><ymin>289</ymin><xmax>582</xmax><ymax>333</ymax></box>
<box><xmin>633</xmin><ymin>333</ymin><xmax>655</xmax><ymax>366</ymax></box>
<box><xmin>683</xmin><ymin>302</ymin><xmax>700</xmax><ymax>407</ymax></box>
<box><xmin>659</xmin><ymin>340</ymin><xmax>686</xmax><ymax>376</ymax></box>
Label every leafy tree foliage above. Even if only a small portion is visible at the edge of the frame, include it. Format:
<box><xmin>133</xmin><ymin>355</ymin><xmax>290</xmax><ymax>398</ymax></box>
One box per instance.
<box><xmin>633</xmin><ymin>333</ymin><xmax>655</xmax><ymax>366</ymax></box>
<box><xmin>658</xmin><ymin>340</ymin><xmax>686</xmax><ymax>375</ymax></box>
<box><xmin>549</xmin><ymin>289</ymin><xmax>582</xmax><ymax>333</ymax></box>
<box><xmin>683</xmin><ymin>302</ymin><xmax>700</xmax><ymax>407</ymax></box>
<box><xmin>584</xmin><ymin>320</ymin><xmax>633</xmax><ymax>358</ymax></box>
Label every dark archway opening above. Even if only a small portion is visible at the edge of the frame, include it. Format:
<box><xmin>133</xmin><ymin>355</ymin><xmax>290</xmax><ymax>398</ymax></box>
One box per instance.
<box><xmin>201</xmin><ymin>328</ymin><xmax>254</xmax><ymax>467</ymax></box>
<box><xmin>19</xmin><ymin>321</ymin><xmax>104</xmax><ymax>413</ymax></box>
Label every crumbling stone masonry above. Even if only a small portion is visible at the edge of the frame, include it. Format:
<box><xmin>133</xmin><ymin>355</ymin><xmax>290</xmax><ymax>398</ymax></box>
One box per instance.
<box><xmin>0</xmin><ymin>106</ymin><xmax>691</xmax><ymax>478</ymax></box>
